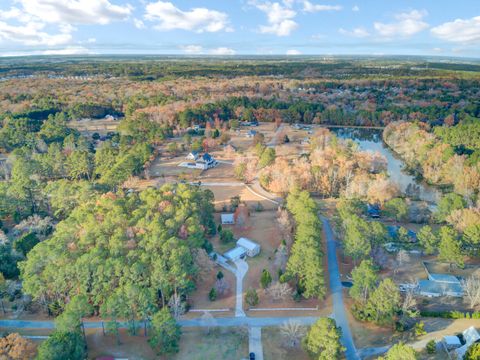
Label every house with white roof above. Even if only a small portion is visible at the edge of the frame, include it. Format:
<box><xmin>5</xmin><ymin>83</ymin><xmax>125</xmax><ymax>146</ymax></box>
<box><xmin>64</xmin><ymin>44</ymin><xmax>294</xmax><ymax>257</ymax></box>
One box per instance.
<box><xmin>236</xmin><ymin>237</ymin><xmax>260</xmax><ymax>257</ymax></box>
<box><xmin>223</xmin><ymin>237</ymin><xmax>261</xmax><ymax>262</ymax></box>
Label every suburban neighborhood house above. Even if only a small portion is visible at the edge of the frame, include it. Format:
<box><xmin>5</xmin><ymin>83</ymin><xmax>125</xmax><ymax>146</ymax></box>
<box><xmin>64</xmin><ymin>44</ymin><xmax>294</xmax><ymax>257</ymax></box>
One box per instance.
<box><xmin>179</xmin><ymin>152</ymin><xmax>218</xmax><ymax>170</ymax></box>
<box><xmin>224</xmin><ymin>237</ymin><xmax>261</xmax><ymax>261</ymax></box>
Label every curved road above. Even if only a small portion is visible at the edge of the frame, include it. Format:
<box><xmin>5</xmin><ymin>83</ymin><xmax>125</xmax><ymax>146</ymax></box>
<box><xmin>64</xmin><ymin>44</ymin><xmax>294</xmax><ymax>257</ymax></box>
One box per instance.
<box><xmin>322</xmin><ymin>216</ymin><xmax>359</xmax><ymax>360</ymax></box>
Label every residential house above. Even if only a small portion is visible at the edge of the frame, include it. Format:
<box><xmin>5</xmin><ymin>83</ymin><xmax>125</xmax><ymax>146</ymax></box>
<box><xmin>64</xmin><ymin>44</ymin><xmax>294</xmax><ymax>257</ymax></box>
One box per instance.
<box><xmin>236</xmin><ymin>237</ymin><xmax>260</xmax><ymax>257</ymax></box>
<box><xmin>196</xmin><ymin>153</ymin><xmax>217</xmax><ymax>169</ymax></box>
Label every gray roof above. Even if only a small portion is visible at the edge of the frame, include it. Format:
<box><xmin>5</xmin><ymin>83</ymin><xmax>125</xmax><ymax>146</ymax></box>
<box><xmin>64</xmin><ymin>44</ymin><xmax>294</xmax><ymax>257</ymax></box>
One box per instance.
<box><xmin>429</xmin><ymin>273</ymin><xmax>461</xmax><ymax>284</ymax></box>
<box><xmin>418</xmin><ymin>280</ymin><xmax>463</xmax><ymax>296</ymax></box>
<box><xmin>224</xmin><ymin>246</ymin><xmax>246</xmax><ymax>260</ymax></box>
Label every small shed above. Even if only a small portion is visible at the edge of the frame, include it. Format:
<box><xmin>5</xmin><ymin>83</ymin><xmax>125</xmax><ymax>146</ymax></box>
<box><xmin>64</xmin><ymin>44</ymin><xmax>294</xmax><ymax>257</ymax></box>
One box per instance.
<box><xmin>221</xmin><ymin>213</ymin><xmax>235</xmax><ymax>225</ymax></box>
<box><xmin>224</xmin><ymin>246</ymin><xmax>247</xmax><ymax>261</ymax></box>
<box><xmin>237</xmin><ymin>237</ymin><xmax>260</xmax><ymax>257</ymax></box>
<box><xmin>455</xmin><ymin>326</ymin><xmax>480</xmax><ymax>359</ymax></box>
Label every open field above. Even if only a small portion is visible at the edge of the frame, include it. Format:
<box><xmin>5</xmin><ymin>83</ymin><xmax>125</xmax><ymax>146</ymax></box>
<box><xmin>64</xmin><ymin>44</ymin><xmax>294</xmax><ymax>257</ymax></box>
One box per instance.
<box><xmin>206</xmin><ymin>185</ymin><xmax>277</xmax><ymax>212</ymax></box>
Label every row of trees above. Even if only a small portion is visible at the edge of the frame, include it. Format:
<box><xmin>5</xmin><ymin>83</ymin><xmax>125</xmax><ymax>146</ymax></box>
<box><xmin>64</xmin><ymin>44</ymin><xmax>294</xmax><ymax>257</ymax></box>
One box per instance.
<box><xmin>282</xmin><ymin>189</ymin><xmax>326</xmax><ymax>299</ymax></box>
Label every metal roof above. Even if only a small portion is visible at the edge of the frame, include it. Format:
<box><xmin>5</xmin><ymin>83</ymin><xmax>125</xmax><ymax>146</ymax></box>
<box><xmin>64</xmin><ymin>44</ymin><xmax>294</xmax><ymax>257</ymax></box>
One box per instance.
<box><xmin>237</xmin><ymin>237</ymin><xmax>259</xmax><ymax>251</ymax></box>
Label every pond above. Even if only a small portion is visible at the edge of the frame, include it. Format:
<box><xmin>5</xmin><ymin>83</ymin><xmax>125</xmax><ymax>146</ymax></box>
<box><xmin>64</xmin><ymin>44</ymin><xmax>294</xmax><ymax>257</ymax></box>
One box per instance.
<box><xmin>330</xmin><ymin>127</ymin><xmax>441</xmax><ymax>204</ymax></box>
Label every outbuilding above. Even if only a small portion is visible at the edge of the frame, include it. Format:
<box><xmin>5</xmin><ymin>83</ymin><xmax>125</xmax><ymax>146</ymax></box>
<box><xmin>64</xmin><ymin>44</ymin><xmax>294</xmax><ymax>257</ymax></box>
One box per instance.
<box><xmin>442</xmin><ymin>335</ymin><xmax>461</xmax><ymax>350</ymax></box>
<box><xmin>237</xmin><ymin>237</ymin><xmax>260</xmax><ymax>257</ymax></box>
<box><xmin>221</xmin><ymin>213</ymin><xmax>235</xmax><ymax>225</ymax></box>
<box><xmin>224</xmin><ymin>246</ymin><xmax>247</xmax><ymax>261</ymax></box>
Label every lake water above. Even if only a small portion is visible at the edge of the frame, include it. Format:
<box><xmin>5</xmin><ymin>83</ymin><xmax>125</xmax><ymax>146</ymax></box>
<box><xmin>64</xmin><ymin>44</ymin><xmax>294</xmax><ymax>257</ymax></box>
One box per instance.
<box><xmin>330</xmin><ymin>127</ymin><xmax>441</xmax><ymax>204</ymax></box>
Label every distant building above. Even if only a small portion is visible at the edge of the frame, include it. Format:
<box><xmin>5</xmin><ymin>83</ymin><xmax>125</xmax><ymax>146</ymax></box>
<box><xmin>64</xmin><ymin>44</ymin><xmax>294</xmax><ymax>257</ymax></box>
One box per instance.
<box><xmin>246</xmin><ymin>130</ymin><xmax>257</xmax><ymax>138</ymax></box>
<box><xmin>221</xmin><ymin>213</ymin><xmax>235</xmax><ymax>225</ymax></box>
<box><xmin>236</xmin><ymin>237</ymin><xmax>260</xmax><ymax>257</ymax></box>
<box><xmin>367</xmin><ymin>204</ymin><xmax>381</xmax><ymax>218</ymax></box>
<box><xmin>195</xmin><ymin>153</ymin><xmax>217</xmax><ymax>169</ymax></box>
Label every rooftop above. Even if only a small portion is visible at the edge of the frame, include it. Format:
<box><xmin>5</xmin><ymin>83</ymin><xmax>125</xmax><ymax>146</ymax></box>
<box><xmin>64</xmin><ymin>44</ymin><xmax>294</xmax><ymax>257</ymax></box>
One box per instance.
<box><xmin>224</xmin><ymin>246</ymin><xmax>246</xmax><ymax>261</ymax></box>
<box><xmin>237</xmin><ymin>237</ymin><xmax>259</xmax><ymax>251</ymax></box>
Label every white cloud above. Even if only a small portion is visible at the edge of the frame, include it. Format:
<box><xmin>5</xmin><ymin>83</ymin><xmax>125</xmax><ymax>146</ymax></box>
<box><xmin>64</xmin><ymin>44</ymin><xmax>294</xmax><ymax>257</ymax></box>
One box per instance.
<box><xmin>286</xmin><ymin>49</ymin><xmax>301</xmax><ymax>55</ymax></box>
<box><xmin>181</xmin><ymin>45</ymin><xmax>203</xmax><ymax>54</ymax></box>
<box><xmin>0</xmin><ymin>21</ymin><xmax>72</xmax><ymax>46</ymax></box>
<box><xmin>352</xmin><ymin>5</ymin><xmax>359</xmax><ymax>12</ymax></box>
<box><xmin>252</xmin><ymin>1</ymin><xmax>298</xmax><ymax>36</ymax></box>
<box><xmin>1</xmin><ymin>45</ymin><xmax>93</xmax><ymax>57</ymax></box>
<box><xmin>18</xmin><ymin>0</ymin><xmax>132</xmax><ymax>25</ymax></box>
<box><xmin>42</xmin><ymin>46</ymin><xmax>93</xmax><ymax>55</ymax></box>
<box><xmin>303</xmin><ymin>1</ymin><xmax>342</xmax><ymax>13</ymax></box>
<box><xmin>145</xmin><ymin>1</ymin><xmax>231</xmax><ymax>33</ymax></box>
<box><xmin>210</xmin><ymin>47</ymin><xmax>236</xmax><ymax>55</ymax></box>
<box><xmin>374</xmin><ymin>9</ymin><xmax>429</xmax><ymax>38</ymax></box>
<box><xmin>86</xmin><ymin>38</ymin><xmax>96</xmax><ymax>43</ymax></box>
<box><xmin>0</xmin><ymin>0</ymin><xmax>131</xmax><ymax>49</ymax></box>
<box><xmin>133</xmin><ymin>18</ymin><xmax>145</xmax><ymax>29</ymax></box>
<box><xmin>339</xmin><ymin>27</ymin><xmax>369</xmax><ymax>38</ymax></box>
<box><xmin>431</xmin><ymin>16</ymin><xmax>480</xmax><ymax>43</ymax></box>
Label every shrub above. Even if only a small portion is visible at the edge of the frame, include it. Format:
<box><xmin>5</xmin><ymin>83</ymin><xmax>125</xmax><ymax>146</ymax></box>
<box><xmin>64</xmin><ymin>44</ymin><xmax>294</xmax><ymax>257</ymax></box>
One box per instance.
<box><xmin>426</xmin><ymin>340</ymin><xmax>436</xmax><ymax>354</ymax></box>
<box><xmin>219</xmin><ymin>229</ymin><xmax>234</xmax><ymax>243</ymax></box>
<box><xmin>245</xmin><ymin>288</ymin><xmax>259</xmax><ymax>307</ymax></box>
<box><xmin>208</xmin><ymin>288</ymin><xmax>217</xmax><ymax>301</ymax></box>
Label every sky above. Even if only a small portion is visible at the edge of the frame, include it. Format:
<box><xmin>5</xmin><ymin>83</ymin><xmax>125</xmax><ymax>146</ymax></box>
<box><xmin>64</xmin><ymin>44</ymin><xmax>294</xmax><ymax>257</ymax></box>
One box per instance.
<box><xmin>0</xmin><ymin>0</ymin><xmax>479</xmax><ymax>58</ymax></box>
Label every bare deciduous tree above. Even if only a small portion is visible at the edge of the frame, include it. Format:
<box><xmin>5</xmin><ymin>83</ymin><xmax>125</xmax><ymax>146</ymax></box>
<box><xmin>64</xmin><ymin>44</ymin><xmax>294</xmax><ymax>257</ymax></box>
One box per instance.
<box><xmin>200</xmin><ymin>311</ymin><xmax>217</xmax><ymax>335</ymax></box>
<box><xmin>267</xmin><ymin>282</ymin><xmax>292</xmax><ymax>302</ymax></box>
<box><xmin>193</xmin><ymin>248</ymin><xmax>215</xmax><ymax>281</ymax></box>
<box><xmin>462</xmin><ymin>275</ymin><xmax>480</xmax><ymax>309</ymax></box>
<box><xmin>215</xmin><ymin>278</ymin><xmax>230</xmax><ymax>296</ymax></box>
<box><xmin>280</xmin><ymin>320</ymin><xmax>305</xmax><ymax>348</ymax></box>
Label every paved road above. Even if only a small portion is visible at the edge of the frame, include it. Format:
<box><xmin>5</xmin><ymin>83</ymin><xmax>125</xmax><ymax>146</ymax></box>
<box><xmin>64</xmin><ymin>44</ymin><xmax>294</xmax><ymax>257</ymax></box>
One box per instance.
<box><xmin>321</xmin><ymin>216</ymin><xmax>359</xmax><ymax>360</ymax></box>
<box><xmin>0</xmin><ymin>316</ymin><xmax>318</xmax><ymax>329</ymax></box>
<box><xmin>189</xmin><ymin>181</ymin><xmax>244</xmax><ymax>187</ymax></box>
<box><xmin>233</xmin><ymin>259</ymin><xmax>248</xmax><ymax>317</ymax></box>
<box><xmin>249</xmin><ymin>327</ymin><xmax>264</xmax><ymax>360</ymax></box>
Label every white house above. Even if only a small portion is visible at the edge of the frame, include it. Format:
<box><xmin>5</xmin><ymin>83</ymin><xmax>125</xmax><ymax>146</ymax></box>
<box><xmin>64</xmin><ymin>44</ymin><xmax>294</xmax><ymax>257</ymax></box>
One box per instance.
<box><xmin>186</xmin><ymin>151</ymin><xmax>199</xmax><ymax>160</ymax></box>
<box><xmin>221</xmin><ymin>213</ymin><xmax>235</xmax><ymax>225</ymax></box>
<box><xmin>236</xmin><ymin>237</ymin><xmax>260</xmax><ymax>257</ymax></box>
<box><xmin>195</xmin><ymin>153</ymin><xmax>217</xmax><ymax>170</ymax></box>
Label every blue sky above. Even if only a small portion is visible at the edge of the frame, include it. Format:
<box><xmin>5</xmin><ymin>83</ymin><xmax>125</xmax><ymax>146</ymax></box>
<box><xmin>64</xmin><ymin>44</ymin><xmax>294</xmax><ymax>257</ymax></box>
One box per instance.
<box><xmin>0</xmin><ymin>0</ymin><xmax>479</xmax><ymax>57</ymax></box>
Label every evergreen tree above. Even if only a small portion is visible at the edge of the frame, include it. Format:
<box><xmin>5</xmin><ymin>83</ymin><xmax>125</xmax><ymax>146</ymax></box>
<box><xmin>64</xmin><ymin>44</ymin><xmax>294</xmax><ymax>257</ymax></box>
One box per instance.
<box><xmin>302</xmin><ymin>318</ymin><xmax>345</xmax><ymax>360</ymax></box>
<box><xmin>148</xmin><ymin>307</ymin><xmax>182</xmax><ymax>355</ymax></box>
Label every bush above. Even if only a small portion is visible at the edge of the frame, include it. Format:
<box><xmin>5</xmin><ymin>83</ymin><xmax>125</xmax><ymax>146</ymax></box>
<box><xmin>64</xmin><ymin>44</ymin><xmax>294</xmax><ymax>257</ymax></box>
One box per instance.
<box><xmin>414</xmin><ymin>321</ymin><xmax>427</xmax><ymax>337</ymax></box>
<box><xmin>426</xmin><ymin>340</ymin><xmax>436</xmax><ymax>354</ymax></box>
<box><xmin>245</xmin><ymin>288</ymin><xmax>259</xmax><ymax>307</ymax></box>
<box><xmin>219</xmin><ymin>229</ymin><xmax>234</xmax><ymax>243</ymax></box>
<box><xmin>208</xmin><ymin>288</ymin><xmax>217</xmax><ymax>301</ymax></box>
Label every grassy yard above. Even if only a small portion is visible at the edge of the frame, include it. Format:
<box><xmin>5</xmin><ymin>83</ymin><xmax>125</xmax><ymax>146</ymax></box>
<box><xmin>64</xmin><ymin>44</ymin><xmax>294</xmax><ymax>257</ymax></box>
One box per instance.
<box><xmin>172</xmin><ymin>327</ymin><xmax>248</xmax><ymax>360</ymax></box>
<box><xmin>262</xmin><ymin>326</ymin><xmax>310</xmax><ymax>360</ymax></box>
